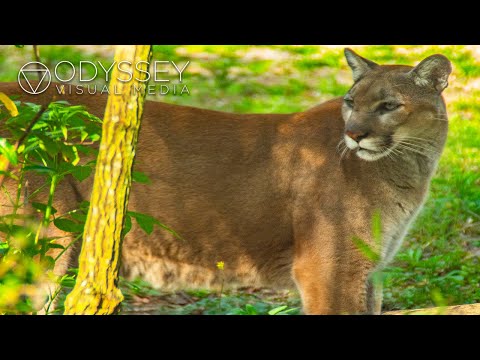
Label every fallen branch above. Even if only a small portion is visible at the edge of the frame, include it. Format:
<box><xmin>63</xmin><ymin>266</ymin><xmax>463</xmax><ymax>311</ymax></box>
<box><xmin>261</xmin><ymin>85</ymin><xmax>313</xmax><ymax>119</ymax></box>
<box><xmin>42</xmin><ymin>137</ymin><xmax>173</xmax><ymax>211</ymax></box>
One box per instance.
<box><xmin>384</xmin><ymin>303</ymin><xmax>480</xmax><ymax>315</ymax></box>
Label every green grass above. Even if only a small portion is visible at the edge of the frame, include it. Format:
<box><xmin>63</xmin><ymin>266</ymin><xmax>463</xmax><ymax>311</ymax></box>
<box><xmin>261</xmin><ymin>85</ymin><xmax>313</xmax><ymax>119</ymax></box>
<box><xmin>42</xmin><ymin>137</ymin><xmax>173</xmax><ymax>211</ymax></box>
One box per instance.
<box><xmin>0</xmin><ymin>45</ymin><xmax>479</xmax><ymax>313</ymax></box>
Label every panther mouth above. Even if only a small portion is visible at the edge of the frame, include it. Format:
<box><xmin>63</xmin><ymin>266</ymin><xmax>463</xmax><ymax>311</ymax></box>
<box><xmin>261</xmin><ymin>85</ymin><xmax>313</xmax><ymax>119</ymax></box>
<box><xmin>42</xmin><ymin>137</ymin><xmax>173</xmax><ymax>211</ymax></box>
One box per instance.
<box><xmin>356</xmin><ymin>147</ymin><xmax>381</xmax><ymax>160</ymax></box>
<box><xmin>357</xmin><ymin>147</ymin><xmax>378</xmax><ymax>155</ymax></box>
<box><xmin>355</xmin><ymin>145</ymin><xmax>392</xmax><ymax>161</ymax></box>
<box><xmin>343</xmin><ymin>134</ymin><xmax>393</xmax><ymax>161</ymax></box>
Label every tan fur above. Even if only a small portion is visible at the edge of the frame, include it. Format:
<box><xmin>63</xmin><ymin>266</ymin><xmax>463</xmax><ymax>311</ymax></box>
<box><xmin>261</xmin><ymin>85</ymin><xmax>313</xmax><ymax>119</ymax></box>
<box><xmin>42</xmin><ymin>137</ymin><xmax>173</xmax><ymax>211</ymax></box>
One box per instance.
<box><xmin>0</xmin><ymin>50</ymin><xmax>451</xmax><ymax>314</ymax></box>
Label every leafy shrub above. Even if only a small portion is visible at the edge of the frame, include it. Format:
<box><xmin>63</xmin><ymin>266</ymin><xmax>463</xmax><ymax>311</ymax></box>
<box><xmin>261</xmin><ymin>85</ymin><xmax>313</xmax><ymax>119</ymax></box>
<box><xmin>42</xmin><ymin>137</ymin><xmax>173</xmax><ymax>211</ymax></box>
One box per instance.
<box><xmin>0</xmin><ymin>99</ymin><xmax>102</xmax><ymax>313</ymax></box>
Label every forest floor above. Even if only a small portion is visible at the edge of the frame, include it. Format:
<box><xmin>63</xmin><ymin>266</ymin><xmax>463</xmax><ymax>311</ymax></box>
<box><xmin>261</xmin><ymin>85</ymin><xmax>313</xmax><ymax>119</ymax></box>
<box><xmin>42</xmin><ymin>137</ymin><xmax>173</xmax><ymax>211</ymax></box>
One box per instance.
<box><xmin>120</xmin><ymin>281</ymin><xmax>301</xmax><ymax>315</ymax></box>
<box><xmin>1</xmin><ymin>45</ymin><xmax>479</xmax><ymax>314</ymax></box>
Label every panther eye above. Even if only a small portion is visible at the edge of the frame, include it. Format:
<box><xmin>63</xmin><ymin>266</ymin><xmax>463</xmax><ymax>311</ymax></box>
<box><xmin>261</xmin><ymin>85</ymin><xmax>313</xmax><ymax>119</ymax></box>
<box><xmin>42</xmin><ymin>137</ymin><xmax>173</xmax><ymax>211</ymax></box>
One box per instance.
<box><xmin>344</xmin><ymin>96</ymin><xmax>354</xmax><ymax>108</ymax></box>
<box><xmin>381</xmin><ymin>102</ymin><xmax>402</xmax><ymax>112</ymax></box>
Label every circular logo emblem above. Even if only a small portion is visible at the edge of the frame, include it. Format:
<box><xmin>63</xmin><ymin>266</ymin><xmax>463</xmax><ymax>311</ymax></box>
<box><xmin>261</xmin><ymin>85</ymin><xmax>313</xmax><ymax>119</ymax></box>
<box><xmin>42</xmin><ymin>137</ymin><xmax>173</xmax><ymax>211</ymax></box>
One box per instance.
<box><xmin>18</xmin><ymin>62</ymin><xmax>51</xmax><ymax>94</ymax></box>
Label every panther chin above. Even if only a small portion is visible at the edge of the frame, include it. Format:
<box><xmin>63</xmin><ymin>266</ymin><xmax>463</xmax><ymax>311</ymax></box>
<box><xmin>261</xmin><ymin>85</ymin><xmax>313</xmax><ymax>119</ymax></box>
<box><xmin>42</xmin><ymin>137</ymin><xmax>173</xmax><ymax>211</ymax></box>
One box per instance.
<box><xmin>355</xmin><ymin>148</ymin><xmax>387</xmax><ymax>161</ymax></box>
<box><xmin>344</xmin><ymin>135</ymin><xmax>391</xmax><ymax>161</ymax></box>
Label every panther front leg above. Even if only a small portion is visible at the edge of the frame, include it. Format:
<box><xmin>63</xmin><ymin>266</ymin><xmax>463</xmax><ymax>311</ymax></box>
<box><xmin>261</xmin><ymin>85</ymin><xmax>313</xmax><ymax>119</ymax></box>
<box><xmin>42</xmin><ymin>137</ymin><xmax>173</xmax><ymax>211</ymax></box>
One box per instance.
<box><xmin>292</xmin><ymin>235</ymin><xmax>374</xmax><ymax>315</ymax></box>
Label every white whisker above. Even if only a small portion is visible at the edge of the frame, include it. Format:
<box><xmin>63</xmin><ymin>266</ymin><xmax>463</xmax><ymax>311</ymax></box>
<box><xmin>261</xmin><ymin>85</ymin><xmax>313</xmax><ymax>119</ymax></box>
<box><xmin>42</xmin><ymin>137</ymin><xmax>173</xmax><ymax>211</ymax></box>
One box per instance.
<box><xmin>336</xmin><ymin>138</ymin><xmax>350</xmax><ymax>163</ymax></box>
<box><xmin>397</xmin><ymin>140</ymin><xmax>439</xmax><ymax>155</ymax></box>
<box><xmin>396</xmin><ymin>143</ymin><xmax>436</xmax><ymax>161</ymax></box>
<box><xmin>389</xmin><ymin>146</ymin><xmax>404</xmax><ymax>159</ymax></box>
<box><xmin>393</xmin><ymin>135</ymin><xmax>436</xmax><ymax>144</ymax></box>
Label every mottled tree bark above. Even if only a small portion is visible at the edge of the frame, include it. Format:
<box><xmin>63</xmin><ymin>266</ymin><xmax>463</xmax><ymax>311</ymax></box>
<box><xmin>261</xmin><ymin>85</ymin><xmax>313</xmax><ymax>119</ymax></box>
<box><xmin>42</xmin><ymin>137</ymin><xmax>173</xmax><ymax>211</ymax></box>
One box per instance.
<box><xmin>64</xmin><ymin>45</ymin><xmax>152</xmax><ymax>314</ymax></box>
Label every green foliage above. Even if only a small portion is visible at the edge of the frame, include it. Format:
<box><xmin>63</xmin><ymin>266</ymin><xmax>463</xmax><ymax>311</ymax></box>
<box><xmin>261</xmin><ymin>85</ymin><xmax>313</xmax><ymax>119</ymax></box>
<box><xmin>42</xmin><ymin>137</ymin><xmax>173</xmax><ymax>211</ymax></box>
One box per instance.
<box><xmin>172</xmin><ymin>291</ymin><xmax>300</xmax><ymax>315</ymax></box>
<box><xmin>352</xmin><ymin>210</ymin><xmax>383</xmax><ymax>264</ymax></box>
<box><xmin>0</xmin><ymin>101</ymin><xmax>102</xmax><ymax>313</ymax></box>
<box><xmin>132</xmin><ymin>170</ymin><xmax>151</xmax><ymax>184</ymax></box>
<box><xmin>267</xmin><ymin>305</ymin><xmax>300</xmax><ymax>315</ymax></box>
<box><xmin>0</xmin><ymin>98</ymin><xmax>171</xmax><ymax>314</ymax></box>
<box><xmin>53</xmin><ymin>218</ymin><xmax>84</xmax><ymax>233</ymax></box>
<box><xmin>352</xmin><ymin>236</ymin><xmax>380</xmax><ymax>263</ymax></box>
<box><xmin>121</xmin><ymin>277</ymin><xmax>162</xmax><ymax>298</ymax></box>
<box><xmin>125</xmin><ymin>210</ymin><xmax>183</xmax><ymax>239</ymax></box>
<box><xmin>0</xmin><ymin>138</ymin><xmax>17</xmax><ymax>165</ymax></box>
<box><xmin>119</xmin><ymin>276</ymin><xmax>301</xmax><ymax>315</ymax></box>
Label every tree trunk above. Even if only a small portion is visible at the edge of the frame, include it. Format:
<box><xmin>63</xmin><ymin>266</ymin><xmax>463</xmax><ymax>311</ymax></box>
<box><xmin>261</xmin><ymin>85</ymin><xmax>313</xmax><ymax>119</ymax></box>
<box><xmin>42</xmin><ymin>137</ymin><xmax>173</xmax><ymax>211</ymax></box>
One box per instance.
<box><xmin>64</xmin><ymin>45</ymin><xmax>152</xmax><ymax>315</ymax></box>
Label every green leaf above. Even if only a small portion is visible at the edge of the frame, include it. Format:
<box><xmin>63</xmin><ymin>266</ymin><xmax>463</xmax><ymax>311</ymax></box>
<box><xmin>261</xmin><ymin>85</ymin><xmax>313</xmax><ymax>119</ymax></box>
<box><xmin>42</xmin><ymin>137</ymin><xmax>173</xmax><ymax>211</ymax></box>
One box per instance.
<box><xmin>61</xmin><ymin>125</ymin><xmax>68</xmax><ymax>140</ymax></box>
<box><xmin>277</xmin><ymin>307</ymin><xmax>300</xmax><ymax>315</ymax></box>
<box><xmin>0</xmin><ymin>138</ymin><xmax>18</xmax><ymax>165</ymax></box>
<box><xmin>412</xmin><ymin>248</ymin><xmax>422</xmax><ymax>263</ymax></box>
<box><xmin>0</xmin><ymin>93</ymin><xmax>19</xmax><ymax>117</ymax></box>
<box><xmin>372</xmin><ymin>209</ymin><xmax>382</xmax><ymax>246</ymax></box>
<box><xmin>59</xmin><ymin>274</ymin><xmax>76</xmax><ymax>288</ymax></box>
<box><xmin>70</xmin><ymin>211</ymin><xmax>87</xmax><ymax>223</ymax></box>
<box><xmin>79</xmin><ymin>201</ymin><xmax>90</xmax><ymax>210</ymax></box>
<box><xmin>370</xmin><ymin>271</ymin><xmax>384</xmax><ymax>288</ymax></box>
<box><xmin>156</xmin><ymin>222</ymin><xmax>183</xmax><ymax>240</ymax></box>
<box><xmin>0</xmin><ymin>170</ymin><xmax>19</xmax><ymax>181</ymax></box>
<box><xmin>37</xmin><ymin>134</ymin><xmax>60</xmax><ymax>157</ymax></box>
<box><xmin>42</xmin><ymin>256</ymin><xmax>56</xmax><ymax>270</ymax></box>
<box><xmin>71</xmin><ymin>165</ymin><xmax>92</xmax><ymax>182</ymax></box>
<box><xmin>128</xmin><ymin>211</ymin><xmax>155</xmax><ymax>235</ymax></box>
<box><xmin>31</xmin><ymin>202</ymin><xmax>58</xmax><ymax>215</ymax></box>
<box><xmin>47</xmin><ymin>243</ymin><xmax>65</xmax><ymax>250</ymax></box>
<box><xmin>22</xmin><ymin>140</ymin><xmax>41</xmax><ymax>155</ymax></box>
<box><xmin>268</xmin><ymin>305</ymin><xmax>288</xmax><ymax>315</ymax></box>
<box><xmin>431</xmin><ymin>288</ymin><xmax>447</xmax><ymax>308</ymax></box>
<box><xmin>244</xmin><ymin>304</ymin><xmax>258</xmax><ymax>315</ymax></box>
<box><xmin>0</xmin><ymin>242</ymin><xmax>9</xmax><ymax>255</ymax></box>
<box><xmin>132</xmin><ymin>171</ymin><xmax>151</xmax><ymax>184</ymax></box>
<box><xmin>125</xmin><ymin>211</ymin><xmax>181</xmax><ymax>239</ymax></box>
<box><xmin>227</xmin><ymin>308</ymin><xmax>247</xmax><ymax>315</ymax></box>
<box><xmin>76</xmin><ymin>145</ymin><xmax>97</xmax><ymax>156</ymax></box>
<box><xmin>80</xmin><ymin>131</ymin><xmax>89</xmax><ymax>142</ymax></box>
<box><xmin>24</xmin><ymin>164</ymin><xmax>56</xmax><ymax>175</ymax></box>
<box><xmin>61</xmin><ymin>145</ymin><xmax>79</xmax><ymax>166</ymax></box>
<box><xmin>57</xmin><ymin>161</ymin><xmax>74</xmax><ymax>174</ymax></box>
<box><xmin>65</xmin><ymin>114</ymin><xmax>86</xmax><ymax>128</ymax></box>
<box><xmin>352</xmin><ymin>236</ymin><xmax>380</xmax><ymax>263</ymax></box>
<box><xmin>0</xmin><ymin>223</ymin><xmax>25</xmax><ymax>235</ymax></box>
<box><xmin>53</xmin><ymin>218</ymin><xmax>84</xmax><ymax>233</ymax></box>
<box><xmin>90</xmin><ymin>133</ymin><xmax>101</xmax><ymax>142</ymax></box>
<box><xmin>122</xmin><ymin>214</ymin><xmax>132</xmax><ymax>238</ymax></box>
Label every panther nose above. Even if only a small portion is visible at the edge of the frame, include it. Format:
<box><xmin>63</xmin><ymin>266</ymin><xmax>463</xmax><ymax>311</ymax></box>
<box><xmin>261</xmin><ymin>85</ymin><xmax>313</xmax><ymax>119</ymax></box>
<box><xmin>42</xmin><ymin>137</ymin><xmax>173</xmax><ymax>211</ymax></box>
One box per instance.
<box><xmin>345</xmin><ymin>130</ymin><xmax>369</xmax><ymax>142</ymax></box>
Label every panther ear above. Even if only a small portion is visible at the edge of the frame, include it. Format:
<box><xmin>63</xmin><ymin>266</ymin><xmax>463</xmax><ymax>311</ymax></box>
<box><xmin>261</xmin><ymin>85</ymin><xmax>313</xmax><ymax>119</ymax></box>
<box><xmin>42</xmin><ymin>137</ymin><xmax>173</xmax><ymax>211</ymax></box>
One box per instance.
<box><xmin>344</xmin><ymin>48</ymin><xmax>379</xmax><ymax>82</ymax></box>
<box><xmin>408</xmin><ymin>54</ymin><xmax>452</xmax><ymax>93</ymax></box>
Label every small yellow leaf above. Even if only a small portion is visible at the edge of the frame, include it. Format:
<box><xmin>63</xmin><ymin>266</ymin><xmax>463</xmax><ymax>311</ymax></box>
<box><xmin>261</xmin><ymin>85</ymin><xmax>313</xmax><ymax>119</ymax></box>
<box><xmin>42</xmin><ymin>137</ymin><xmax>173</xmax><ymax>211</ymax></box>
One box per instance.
<box><xmin>216</xmin><ymin>261</ymin><xmax>225</xmax><ymax>270</ymax></box>
<box><xmin>0</xmin><ymin>92</ymin><xmax>19</xmax><ymax>117</ymax></box>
